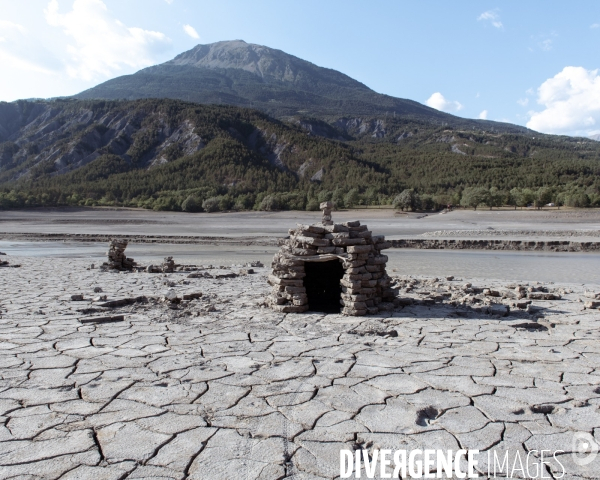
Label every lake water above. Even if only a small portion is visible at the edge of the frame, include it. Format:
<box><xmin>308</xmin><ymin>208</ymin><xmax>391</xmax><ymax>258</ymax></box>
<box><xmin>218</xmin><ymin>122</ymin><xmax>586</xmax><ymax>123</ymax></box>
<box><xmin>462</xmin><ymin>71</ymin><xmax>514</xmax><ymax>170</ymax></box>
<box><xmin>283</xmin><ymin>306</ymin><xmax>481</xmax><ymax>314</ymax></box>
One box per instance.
<box><xmin>2</xmin><ymin>241</ymin><xmax>599</xmax><ymax>286</ymax></box>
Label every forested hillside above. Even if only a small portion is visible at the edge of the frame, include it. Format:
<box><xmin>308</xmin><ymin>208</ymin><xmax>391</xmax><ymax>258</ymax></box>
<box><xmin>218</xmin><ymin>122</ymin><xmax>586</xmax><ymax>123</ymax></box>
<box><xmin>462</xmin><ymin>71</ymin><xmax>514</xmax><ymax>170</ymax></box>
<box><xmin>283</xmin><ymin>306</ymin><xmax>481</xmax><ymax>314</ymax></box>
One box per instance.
<box><xmin>1</xmin><ymin>98</ymin><xmax>599</xmax><ymax>211</ymax></box>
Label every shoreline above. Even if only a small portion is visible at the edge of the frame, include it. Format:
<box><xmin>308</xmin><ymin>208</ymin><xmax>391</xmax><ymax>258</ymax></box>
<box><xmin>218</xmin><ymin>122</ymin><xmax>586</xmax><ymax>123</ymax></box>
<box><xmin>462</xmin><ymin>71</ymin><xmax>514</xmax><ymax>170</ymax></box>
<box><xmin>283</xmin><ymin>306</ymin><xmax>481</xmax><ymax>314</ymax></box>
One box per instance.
<box><xmin>3</xmin><ymin>232</ymin><xmax>600</xmax><ymax>252</ymax></box>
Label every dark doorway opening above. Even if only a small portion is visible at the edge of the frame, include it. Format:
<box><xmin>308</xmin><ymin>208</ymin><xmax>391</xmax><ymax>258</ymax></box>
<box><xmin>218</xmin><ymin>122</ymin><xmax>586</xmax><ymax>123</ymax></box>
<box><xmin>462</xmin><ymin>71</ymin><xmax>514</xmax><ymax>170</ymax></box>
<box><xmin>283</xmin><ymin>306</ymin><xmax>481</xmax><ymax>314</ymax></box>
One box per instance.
<box><xmin>303</xmin><ymin>260</ymin><xmax>344</xmax><ymax>313</ymax></box>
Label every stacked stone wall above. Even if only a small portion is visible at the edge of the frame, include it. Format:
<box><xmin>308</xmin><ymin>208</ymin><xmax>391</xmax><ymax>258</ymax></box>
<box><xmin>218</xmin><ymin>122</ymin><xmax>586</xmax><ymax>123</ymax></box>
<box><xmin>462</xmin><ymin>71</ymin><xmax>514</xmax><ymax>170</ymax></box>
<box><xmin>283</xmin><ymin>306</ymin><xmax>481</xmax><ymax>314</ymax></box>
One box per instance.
<box><xmin>268</xmin><ymin>202</ymin><xmax>397</xmax><ymax>316</ymax></box>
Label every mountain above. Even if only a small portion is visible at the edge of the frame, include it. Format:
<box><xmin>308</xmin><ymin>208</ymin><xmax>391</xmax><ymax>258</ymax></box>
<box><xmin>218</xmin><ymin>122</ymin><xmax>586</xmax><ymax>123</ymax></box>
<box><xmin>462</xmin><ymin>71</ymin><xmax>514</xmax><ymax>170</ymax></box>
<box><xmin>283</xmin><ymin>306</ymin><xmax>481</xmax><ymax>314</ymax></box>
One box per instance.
<box><xmin>75</xmin><ymin>40</ymin><xmax>529</xmax><ymax>135</ymax></box>
<box><xmin>2</xmin><ymin>98</ymin><xmax>599</xmax><ymax>211</ymax></box>
<box><xmin>590</xmin><ymin>134</ymin><xmax>600</xmax><ymax>141</ymax></box>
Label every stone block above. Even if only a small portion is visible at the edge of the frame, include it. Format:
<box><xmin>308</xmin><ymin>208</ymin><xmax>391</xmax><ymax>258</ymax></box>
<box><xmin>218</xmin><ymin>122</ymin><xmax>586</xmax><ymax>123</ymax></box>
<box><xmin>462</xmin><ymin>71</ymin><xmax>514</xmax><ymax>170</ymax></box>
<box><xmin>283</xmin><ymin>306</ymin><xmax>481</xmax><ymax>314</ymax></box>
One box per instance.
<box><xmin>324</xmin><ymin>232</ymin><xmax>350</xmax><ymax>239</ymax></box>
<box><xmin>365</xmin><ymin>264</ymin><xmax>383</xmax><ymax>273</ymax></box>
<box><xmin>323</xmin><ymin>224</ymin><xmax>349</xmax><ymax>233</ymax></box>
<box><xmin>342</xmin><ymin>293</ymin><xmax>368</xmax><ymax>302</ymax></box>
<box><xmin>367</xmin><ymin>255</ymin><xmax>388</xmax><ymax>265</ymax></box>
<box><xmin>292</xmin><ymin>248</ymin><xmax>318</xmax><ymax>256</ymax></box>
<box><xmin>268</xmin><ymin>276</ymin><xmax>304</xmax><ymax>287</ymax></box>
<box><xmin>346</xmin><ymin>245</ymin><xmax>372</xmax><ymax>254</ymax></box>
<box><xmin>332</xmin><ymin>237</ymin><xmax>366</xmax><ymax>246</ymax></box>
<box><xmin>340</xmin><ymin>279</ymin><xmax>362</xmax><ymax>290</ymax></box>
<box><xmin>297</xmin><ymin>224</ymin><xmax>326</xmax><ymax>234</ymax></box>
<box><xmin>342</xmin><ymin>260</ymin><xmax>366</xmax><ymax>269</ymax></box>
<box><xmin>284</xmin><ymin>286</ymin><xmax>307</xmax><ymax>294</ymax></box>
<box><xmin>272</xmin><ymin>304</ymin><xmax>309</xmax><ymax>313</ymax></box>
<box><xmin>294</xmin><ymin>236</ymin><xmax>330</xmax><ymax>247</ymax></box>
<box><xmin>316</xmin><ymin>246</ymin><xmax>336</xmax><ymax>254</ymax></box>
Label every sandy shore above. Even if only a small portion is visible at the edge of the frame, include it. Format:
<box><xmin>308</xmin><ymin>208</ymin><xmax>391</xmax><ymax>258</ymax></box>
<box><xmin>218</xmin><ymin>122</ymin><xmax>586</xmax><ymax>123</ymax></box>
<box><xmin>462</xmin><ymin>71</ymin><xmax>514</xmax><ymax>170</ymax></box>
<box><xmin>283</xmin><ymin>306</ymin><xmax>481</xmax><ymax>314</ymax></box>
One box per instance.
<box><xmin>1</xmin><ymin>255</ymin><xmax>599</xmax><ymax>478</ymax></box>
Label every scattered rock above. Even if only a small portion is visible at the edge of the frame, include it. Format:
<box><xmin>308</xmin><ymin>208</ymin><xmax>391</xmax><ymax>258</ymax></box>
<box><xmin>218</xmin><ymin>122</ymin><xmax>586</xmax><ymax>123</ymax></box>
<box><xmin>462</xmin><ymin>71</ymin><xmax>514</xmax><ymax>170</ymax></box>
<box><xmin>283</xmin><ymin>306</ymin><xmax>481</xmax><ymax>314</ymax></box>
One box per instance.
<box><xmin>95</xmin><ymin>296</ymin><xmax>147</xmax><ymax>308</ymax></box>
<box><xmin>70</xmin><ymin>294</ymin><xmax>84</xmax><ymax>301</ymax></box>
<box><xmin>528</xmin><ymin>292</ymin><xmax>561</xmax><ymax>300</ymax></box>
<box><xmin>182</xmin><ymin>292</ymin><xmax>202</xmax><ymax>300</ymax></box>
<box><xmin>79</xmin><ymin>315</ymin><xmax>125</xmax><ymax>324</ymax></box>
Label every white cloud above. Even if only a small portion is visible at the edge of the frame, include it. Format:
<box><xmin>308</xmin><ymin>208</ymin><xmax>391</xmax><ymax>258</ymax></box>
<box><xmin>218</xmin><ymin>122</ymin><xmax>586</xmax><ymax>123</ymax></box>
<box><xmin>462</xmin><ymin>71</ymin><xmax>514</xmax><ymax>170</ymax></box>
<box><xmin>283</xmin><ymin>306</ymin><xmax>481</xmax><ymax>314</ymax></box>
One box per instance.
<box><xmin>478</xmin><ymin>10</ymin><xmax>503</xmax><ymax>29</ymax></box>
<box><xmin>164</xmin><ymin>0</ymin><xmax>174</xmax><ymax>3</ymax></box>
<box><xmin>44</xmin><ymin>0</ymin><xmax>171</xmax><ymax>81</ymax></box>
<box><xmin>478</xmin><ymin>110</ymin><xmax>488</xmax><ymax>120</ymax></box>
<box><xmin>426</xmin><ymin>92</ymin><xmax>464</xmax><ymax>112</ymax></box>
<box><xmin>539</xmin><ymin>38</ymin><xmax>553</xmax><ymax>51</ymax></box>
<box><xmin>0</xmin><ymin>20</ymin><xmax>26</xmax><ymax>34</ymax></box>
<box><xmin>591</xmin><ymin>23</ymin><xmax>600</xmax><ymax>29</ymax></box>
<box><xmin>183</xmin><ymin>24</ymin><xmax>200</xmax><ymax>39</ymax></box>
<box><xmin>517</xmin><ymin>98</ymin><xmax>529</xmax><ymax>107</ymax></box>
<box><xmin>526</xmin><ymin>66</ymin><xmax>600</xmax><ymax>135</ymax></box>
<box><xmin>0</xmin><ymin>19</ymin><xmax>61</xmax><ymax>74</ymax></box>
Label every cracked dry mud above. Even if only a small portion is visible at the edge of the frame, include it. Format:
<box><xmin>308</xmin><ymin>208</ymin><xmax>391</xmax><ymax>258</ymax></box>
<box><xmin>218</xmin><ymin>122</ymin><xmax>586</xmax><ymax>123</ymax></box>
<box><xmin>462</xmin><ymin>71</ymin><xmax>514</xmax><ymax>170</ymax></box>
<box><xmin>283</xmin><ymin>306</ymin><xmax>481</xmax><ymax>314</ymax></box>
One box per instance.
<box><xmin>1</xmin><ymin>256</ymin><xmax>600</xmax><ymax>479</ymax></box>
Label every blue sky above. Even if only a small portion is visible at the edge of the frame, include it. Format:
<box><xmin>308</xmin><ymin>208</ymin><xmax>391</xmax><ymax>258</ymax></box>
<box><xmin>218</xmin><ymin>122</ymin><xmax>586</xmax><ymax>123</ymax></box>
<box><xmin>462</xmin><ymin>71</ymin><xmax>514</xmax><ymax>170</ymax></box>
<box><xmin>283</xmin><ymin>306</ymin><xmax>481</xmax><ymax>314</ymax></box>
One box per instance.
<box><xmin>1</xmin><ymin>0</ymin><xmax>599</xmax><ymax>136</ymax></box>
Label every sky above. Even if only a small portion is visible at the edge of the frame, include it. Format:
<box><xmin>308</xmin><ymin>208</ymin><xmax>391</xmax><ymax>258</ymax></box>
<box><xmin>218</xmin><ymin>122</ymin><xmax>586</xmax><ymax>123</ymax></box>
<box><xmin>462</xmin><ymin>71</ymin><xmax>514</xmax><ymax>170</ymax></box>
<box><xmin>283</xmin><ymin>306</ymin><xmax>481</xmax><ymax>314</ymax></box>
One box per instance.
<box><xmin>1</xmin><ymin>0</ymin><xmax>599</xmax><ymax>137</ymax></box>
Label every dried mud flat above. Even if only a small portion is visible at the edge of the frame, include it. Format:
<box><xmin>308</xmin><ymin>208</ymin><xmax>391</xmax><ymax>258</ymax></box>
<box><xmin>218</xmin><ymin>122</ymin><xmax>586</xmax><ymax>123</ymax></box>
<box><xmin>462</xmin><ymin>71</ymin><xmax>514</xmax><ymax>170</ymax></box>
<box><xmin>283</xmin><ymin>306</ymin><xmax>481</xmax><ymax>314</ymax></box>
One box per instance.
<box><xmin>1</xmin><ymin>257</ymin><xmax>600</xmax><ymax>479</ymax></box>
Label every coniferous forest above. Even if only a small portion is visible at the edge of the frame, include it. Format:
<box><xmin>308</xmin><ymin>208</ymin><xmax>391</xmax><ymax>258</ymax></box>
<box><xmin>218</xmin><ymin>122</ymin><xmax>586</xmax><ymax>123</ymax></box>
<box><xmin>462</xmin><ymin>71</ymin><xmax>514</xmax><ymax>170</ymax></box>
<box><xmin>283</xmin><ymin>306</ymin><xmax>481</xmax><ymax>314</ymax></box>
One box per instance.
<box><xmin>1</xmin><ymin>98</ymin><xmax>599</xmax><ymax>212</ymax></box>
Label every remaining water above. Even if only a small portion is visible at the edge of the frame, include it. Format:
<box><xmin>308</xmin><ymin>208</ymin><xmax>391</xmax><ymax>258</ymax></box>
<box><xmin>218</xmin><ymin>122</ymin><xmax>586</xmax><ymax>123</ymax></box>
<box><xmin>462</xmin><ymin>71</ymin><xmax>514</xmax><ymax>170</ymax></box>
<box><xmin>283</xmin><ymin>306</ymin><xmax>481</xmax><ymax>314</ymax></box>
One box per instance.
<box><xmin>2</xmin><ymin>241</ymin><xmax>599</xmax><ymax>285</ymax></box>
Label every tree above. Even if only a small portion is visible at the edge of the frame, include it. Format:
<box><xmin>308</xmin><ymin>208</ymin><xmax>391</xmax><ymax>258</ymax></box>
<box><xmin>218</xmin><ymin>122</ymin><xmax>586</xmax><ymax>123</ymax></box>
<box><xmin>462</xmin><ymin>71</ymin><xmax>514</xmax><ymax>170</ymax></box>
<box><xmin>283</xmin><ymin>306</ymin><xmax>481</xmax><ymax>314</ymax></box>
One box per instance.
<box><xmin>181</xmin><ymin>195</ymin><xmax>202</xmax><ymax>212</ymax></box>
<box><xmin>344</xmin><ymin>188</ymin><xmax>359</xmax><ymax>208</ymax></box>
<box><xmin>487</xmin><ymin>187</ymin><xmax>504</xmax><ymax>210</ymax></box>
<box><xmin>460</xmin><ymin>187</ymin><xmax>489</xmax><ymax>210</ymax></box>
<box><xmin>420</xmin><ymin>194</ymin><xmax>435</xmax><ymax>210</ymax></box>
<box><xmin>521</xmin><ymin>189</ymin><xmax>536</xmax><ymax>207</ymax></box>
<box><xmin>332</xmin><ymin>188</ymin><xmax>345</xmax><ymax>209</ymax></box>
<box><xmin>202</xmin><ymin>197</ymin><xmax>221</xmax><ymax>212</ymax></box>
<box><xmin>509</xmin><ymin>188</ymin><xmax>524</xmax><ymax>210</ymax></box>
<box><xmin>393</xmin><ymin>189</ymin><xmax>417</xmax><ymax>211</ymax></box>
<box><xmin>260</xmin><ymin>195</ymin><xmax>280</xmax><ymax>211</ymax></box>
<box><xmin>535</xmin><ymin>187</ymin><xmax>553</xmax><ymax>209</ymax></box>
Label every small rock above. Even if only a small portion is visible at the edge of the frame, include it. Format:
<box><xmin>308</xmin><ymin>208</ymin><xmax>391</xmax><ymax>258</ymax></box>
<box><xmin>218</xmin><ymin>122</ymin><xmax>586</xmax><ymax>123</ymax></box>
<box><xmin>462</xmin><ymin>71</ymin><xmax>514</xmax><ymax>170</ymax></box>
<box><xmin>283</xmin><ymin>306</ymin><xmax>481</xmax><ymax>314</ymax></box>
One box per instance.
<box><xmin>445</xmin><ymin>276</ymin><xmax>454</xmax><ymax>281</ymax></box>
<box><xmin>71</xmin><ymin>294</ymin><xmax>84</xmax><ymax>301</ymax></box>
<box><xmin>165</xmin><ymin>289</ymin><xmax>178</xmax><ymax>302</ymax></box>
<box><xmin>93</xmin><ymin>287</ymin><xmax>103</xmax><ymax>293</ymax></box>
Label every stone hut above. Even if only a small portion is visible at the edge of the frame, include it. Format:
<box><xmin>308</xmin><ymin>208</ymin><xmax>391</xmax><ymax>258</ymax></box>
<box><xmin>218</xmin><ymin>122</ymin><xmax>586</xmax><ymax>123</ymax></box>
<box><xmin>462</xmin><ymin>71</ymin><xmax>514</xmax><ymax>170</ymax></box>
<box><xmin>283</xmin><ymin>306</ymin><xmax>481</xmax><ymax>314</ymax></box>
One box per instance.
<box><xmin>268</xmin><ymin>202</ymin><xmax>397</xmax><ymax>315</ymax></box>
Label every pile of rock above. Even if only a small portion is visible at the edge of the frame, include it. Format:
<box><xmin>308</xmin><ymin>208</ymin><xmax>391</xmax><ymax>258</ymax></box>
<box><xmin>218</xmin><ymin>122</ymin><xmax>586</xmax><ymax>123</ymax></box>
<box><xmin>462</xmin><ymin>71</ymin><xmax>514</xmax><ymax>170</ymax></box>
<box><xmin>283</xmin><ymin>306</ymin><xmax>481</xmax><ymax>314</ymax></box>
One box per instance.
<box><xmin>162</xmin><ymin>256</ymin><xmax>175</xmax><ymax>273</ymax></box>
<box><xmin>147</xmin><ymin>256</ymin><xmax>177</xmax><ymax>273</ymax></box>
<box><xmin>102</xmin><ymin>239</ymin><xmax>135</xmax><ymax>271</ymax></box>
<box><xmin>268</xmin><ymin>201</ymin><xmax>396</xmax><ymax>316</ymax></box>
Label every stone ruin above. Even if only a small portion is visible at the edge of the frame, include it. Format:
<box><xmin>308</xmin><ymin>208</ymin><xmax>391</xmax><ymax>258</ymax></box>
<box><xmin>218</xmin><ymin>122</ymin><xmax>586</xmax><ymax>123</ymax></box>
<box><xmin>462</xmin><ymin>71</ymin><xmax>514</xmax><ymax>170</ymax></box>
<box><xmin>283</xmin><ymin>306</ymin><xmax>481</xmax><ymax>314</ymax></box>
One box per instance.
<box><xmin>102</xmin><ymin>239</ymin><xmax>136</xmax><ymax>271</ymax></box>
<box><xmin>268</xmin><ymin>202</ymin><xmax>397</xmax><ymax>315</ymax></box>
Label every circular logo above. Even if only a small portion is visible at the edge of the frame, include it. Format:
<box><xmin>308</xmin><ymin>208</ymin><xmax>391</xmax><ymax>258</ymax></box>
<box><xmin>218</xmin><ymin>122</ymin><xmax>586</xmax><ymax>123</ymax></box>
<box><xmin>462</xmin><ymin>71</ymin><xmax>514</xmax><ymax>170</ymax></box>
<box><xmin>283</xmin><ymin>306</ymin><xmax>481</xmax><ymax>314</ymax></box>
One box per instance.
<box><xmin>572</xmin><ymin>432</ymin><xmax>599</xmax><ymax>466</ymax></box>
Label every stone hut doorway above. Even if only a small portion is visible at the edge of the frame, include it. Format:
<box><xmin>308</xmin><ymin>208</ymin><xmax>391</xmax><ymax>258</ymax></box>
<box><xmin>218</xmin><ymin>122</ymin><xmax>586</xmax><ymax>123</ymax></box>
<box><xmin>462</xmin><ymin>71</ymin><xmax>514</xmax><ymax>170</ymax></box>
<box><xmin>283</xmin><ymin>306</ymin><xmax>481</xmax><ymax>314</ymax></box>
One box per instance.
<box><xmin>303</xmin><ymin>260</ymin><xmax>344</xmax><ymax>313</ymax></box>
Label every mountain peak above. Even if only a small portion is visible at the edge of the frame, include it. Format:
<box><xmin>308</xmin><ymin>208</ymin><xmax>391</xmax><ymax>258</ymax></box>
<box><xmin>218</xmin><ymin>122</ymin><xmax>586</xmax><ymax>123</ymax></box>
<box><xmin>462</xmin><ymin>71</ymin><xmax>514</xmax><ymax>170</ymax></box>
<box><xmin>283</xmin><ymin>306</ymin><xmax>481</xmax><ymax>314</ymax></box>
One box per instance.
<box><xmin>162</xmin><ymin>39</ymin><xmax>367</xmax><ymax>88</ymax></box>
<box><xmin>74</xmin><ymin>40</ymin><xmax>529</xmax><ymax>133</ymax></box>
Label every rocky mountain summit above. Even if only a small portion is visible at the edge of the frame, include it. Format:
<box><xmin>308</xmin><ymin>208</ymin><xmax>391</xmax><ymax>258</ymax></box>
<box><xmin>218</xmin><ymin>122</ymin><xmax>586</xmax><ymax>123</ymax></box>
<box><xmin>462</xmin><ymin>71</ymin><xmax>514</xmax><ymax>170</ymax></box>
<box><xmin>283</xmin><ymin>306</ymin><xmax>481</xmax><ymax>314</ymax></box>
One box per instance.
<box><xmin>75</xmin><ymin>40</ymin><xmax>528</xmax><ymax>134</ymax></box>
